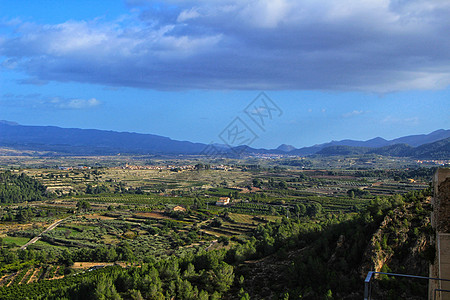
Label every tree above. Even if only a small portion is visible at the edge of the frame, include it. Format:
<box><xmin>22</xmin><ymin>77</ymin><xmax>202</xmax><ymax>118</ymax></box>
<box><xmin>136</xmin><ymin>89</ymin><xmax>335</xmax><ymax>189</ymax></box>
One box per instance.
<box><xmin>306</xmin><ymin>202</ymin><xmax>323</xmax><ymax>217</ymax></box>
<box><xmin>86</xmin><ymin>184</ymin><xmax>94</xmax><ymax>194</ymax></box>
<box><xmin>129</xmin><ymin>290</ymin><xmax>144</xmax><ymax>300</ymax></box>
<box><xmin>77</xmin><ymin>200</ymin><xmax>91</xmax><ymax>212</ymax></box>
<box><xmin>252</xmin><ymin>179</ymin><xmax>262</xmax><ymax>188</ymax></box>
<box><xmin>194</xmin><ymin>198</ymin><xmax>205</xmax><ymax>209</ymax></box>
<box><xmin>270</xmin><ymin>206</ymin><xmax>277</xmax><ymax>216</ymax></box>
<box><xmin>218</xmin><ymin>236</ymin><xmax>230</xmax><ymax>245</ymax></box>
<box><xmin>295</xmin><ymin>203</ymin><xmax>306</xmax><ymax>218</ymax></box>
<box><xmin>206</xmin><ymin>262</ymin><xmax>234</xmax><ymax>293</ymax></box>
<box><xmin>279</xmin><ymin>181</ymin><xmax>288</xmax><ymax>189</ymax></box>
<box><xmin>211</xmin><ymin>218</ymin><xmax>222</xmax><ymax>228</ymax></box>
<box><xmin>347</xmin><ymin>188</ymin><xmax>370</xmax><ymax>198</ymax></box>
<box><xmin>93</xmin><ymin>275</ymin><xmax>122</xmax><ymax>300</ymax></box>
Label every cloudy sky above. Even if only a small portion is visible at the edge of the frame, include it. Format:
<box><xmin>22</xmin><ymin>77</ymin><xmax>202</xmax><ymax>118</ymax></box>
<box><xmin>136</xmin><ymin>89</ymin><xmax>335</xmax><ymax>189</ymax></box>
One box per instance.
<box><xmin>1</xmin><ymin>0</ymin><xmax>449</xmax><ymax>148</ymax></box>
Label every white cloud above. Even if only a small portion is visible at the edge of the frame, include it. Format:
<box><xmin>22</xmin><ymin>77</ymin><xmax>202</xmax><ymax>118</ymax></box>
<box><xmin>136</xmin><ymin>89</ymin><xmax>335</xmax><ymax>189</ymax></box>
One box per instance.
<box><xmin>342</xmin><ymin>110</ymin><xmax>366</xmax><ymax>118</ymax></box>
<box><xmin>177</xmin><ymin>8</ymin><xmax>200</xmax><ymax>22</ymax></box>
<box><xmin>238</xmin><ymin>0</ymin><xmax>292</xmax><ymax>28</ymax></box>
<box><xmin>0</xmin><ymin>94</ymin><xmax>102</xmax><ymax>110</ymax></box>
<box><xmin>1</xmin><ymin>0</ymin><xmax>450</xmax><ymax>92</ymax></box>
<box><xmin>58</xmin><ymin>98</ymin><xmax>101</xmax><ymax>109</ymax></box>
<box><xmin>381</xmin><ymin>115</ymin><xmax>420</xmax><ymax>125</ymax></box>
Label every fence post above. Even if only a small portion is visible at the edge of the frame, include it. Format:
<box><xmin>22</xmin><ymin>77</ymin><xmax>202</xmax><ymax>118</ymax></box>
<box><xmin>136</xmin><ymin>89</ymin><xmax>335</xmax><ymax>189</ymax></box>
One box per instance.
<box><xmin>364</xmin><ymin>271</ymin><xmax>373</xmax><ymax>300</ymax></box>
<box><xmin>364</xmin><ymin>271</ymin><xmax>450</xmax><ymax>299</ymax></box>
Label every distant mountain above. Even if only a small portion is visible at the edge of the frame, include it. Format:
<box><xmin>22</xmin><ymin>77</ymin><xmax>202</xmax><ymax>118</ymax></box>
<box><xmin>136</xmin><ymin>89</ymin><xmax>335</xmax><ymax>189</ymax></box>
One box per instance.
<box><xmin>0</xmin><ymin>121</ymin><xmax>448</xmax><ymax>159</ymax></box>
<box><xmin>370</xmin><ymin>143</ymin><xmax>414</xmax><ymax>157</ymax></box>
<box><xmin>389</xmin><ymin>129</ymin><xmax>450</xmax><ymax>147</ymax></box>
<box><xmin>315</xmin><ymin>145</ymin><xmax>369</xmax><ymax>156</ymax></box>
<box><xmin>0</xmin><ymin>120</ymin><xmax>19</xmax><ymax>126</ymax></box>
<box><xmin>320</xmin><ymin>136</ymin><xmax>389</xmax><ymax>148</ymax></box>
<box><xmin>287</xmin><ymin>145</ymin><xmax>324</xmax><ymax>156</ymax></box>
<box><xmin>282</xmin><ymin>129</ymin><xmax>450</xmax><ymax>155</ymax></box>
<box><xmin>411</xmin><ymin>137</ymin><xmax>450</xmax><ymax>159</ymax></box>
<box><xmin>0</xmin><ymin>121</ymin><xmax>207</xmax><ymax>155</ymax></box>
<box><xmin>276</xmin><ymin>144</ymin><xmax>296</xmax><ymax>152</ymax></box>
<box><xmin>316</xmin><ymin>138</ymin><xmax>450</xmax><ymax>159</ymax></box>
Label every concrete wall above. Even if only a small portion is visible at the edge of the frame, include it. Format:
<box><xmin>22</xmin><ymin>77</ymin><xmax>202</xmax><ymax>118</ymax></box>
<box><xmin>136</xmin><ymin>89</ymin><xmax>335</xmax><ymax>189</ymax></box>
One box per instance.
<box><xmin>430</xmin><ymin>168</ymin><xmax>450</xmax><ymax>300</ymax></box>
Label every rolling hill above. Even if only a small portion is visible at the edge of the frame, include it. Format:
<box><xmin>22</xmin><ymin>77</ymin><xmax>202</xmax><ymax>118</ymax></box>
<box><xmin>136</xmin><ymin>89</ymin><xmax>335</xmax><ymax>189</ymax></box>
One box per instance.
<box><xmin>0</xmin><ymin>121</ymin><xmax>206</xmax><ymax>155</ymax></box>
<box><xmin>316</xmin><ymin>138</ymin><xmax>450</xmax><ymax>159</ymax></box>
<box><xmin>0</xmin><ymin>121</ymin><xmax>448</xmax><ymax>159</ymax></box>
<box><xmin>283</xmin><ymin>129</ymin><xmax>450</xmax><ymax>155</ymax></box>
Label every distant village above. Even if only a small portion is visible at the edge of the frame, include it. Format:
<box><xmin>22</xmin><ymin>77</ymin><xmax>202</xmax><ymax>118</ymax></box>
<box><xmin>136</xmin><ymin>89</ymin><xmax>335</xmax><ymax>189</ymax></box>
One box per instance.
<box><xmin>117</xmin><ymin>163</ymin><xmax>233</xmax><ymax>171</ymax></box>
<box><xmin>54</xmin><ymin>164</ymin><xmax>234</xmax><ymax>172</ymax></box>
<box><xmin>416</xmin><ymin>159</ymin><xmax>450</xmax><ymax>166</ymax></box>
<box><xmin>58</xmin><ymin>166</ymin><xmax>91</xmax><ymax>171</ymax></box>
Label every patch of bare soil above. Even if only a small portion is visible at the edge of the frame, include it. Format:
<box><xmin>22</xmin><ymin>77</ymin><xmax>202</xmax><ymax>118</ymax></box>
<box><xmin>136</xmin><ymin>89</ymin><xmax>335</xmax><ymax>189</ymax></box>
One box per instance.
<box><xmin>19</xmin><ymin>268</ymin><xmax>33</xmax><ymax>285</ymax></box>
<box><xmin>48</xmin><ymin>266</ymin><xmax>63</xmax><ymax>281</ymax></box>
<box><xmin>6</xmin><ymin>272</ymin><xmax>18</xmax><ymax>287</ymax></box>
<box><xmin>72</xmin><ymin>262</ymin><xmax>133</xmax><ymax>269</ymax></box>
<box><xmin>27</xmin><ymin>267</ymin><xmax>41</xmax><ymax>284</ymax></box>
<box><xmin>48</xmin><ymin>275</ymin><xmax>65</xmax><ymax>281</ymax></box>
<box><xmin>84</xmin><ymin>214</ymin><xmax>116</xmax><ymax>220</ymax></box>
<box><xmin>0</xmin><ymin>274</ymin><xmax>9</xmax><ymax>286</ymax></box>
<box><xmin>134</xmin><ymin>212</ymin><xmax>170</xmax><ymax>219</ymax></box>
<box><xmin>311</xmin><ymin>175</ymin><xmax>355</xmax><ymax>180</ymax></box>
<box><xmin>0</xmin><ymin>222</ymin><xmax>41</xmax><ymax>235</ymax></box>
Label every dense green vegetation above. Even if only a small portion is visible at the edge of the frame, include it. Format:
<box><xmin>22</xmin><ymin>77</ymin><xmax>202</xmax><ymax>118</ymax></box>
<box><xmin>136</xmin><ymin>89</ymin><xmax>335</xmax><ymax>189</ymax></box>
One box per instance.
<box><xmin>0</xmin><ymin>187</ymin><xmax>433</xmax><ymax>299</ymax></box>
<box><xmin>0</xmin><ymin>171</ymin><xmax>47</xmax><ymax>203</ymax></box>
<box><xmin>0</xmin><ymin>163</ymin><xmax>438</xmax><ymax>299</ymax></box>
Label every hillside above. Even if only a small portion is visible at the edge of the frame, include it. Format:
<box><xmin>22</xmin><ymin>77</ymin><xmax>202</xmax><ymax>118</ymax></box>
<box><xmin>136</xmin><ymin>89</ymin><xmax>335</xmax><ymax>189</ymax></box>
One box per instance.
<box><xmin>317</xmin><ymin>138</ymin><xmax>450</xmax><ymax>159</ymax></box>
<box><xmin>411</xmin><ymin>137</ymin><xmax>450</xmax><ymax>159</ymax></box>
<box><xmin>1</xmin><ymin>121</ymin><xmax>448</xmax><ymax>158</ymax></box>
<box><xmin>285</xmin><ymin>129</ymin><xmax>450</xmax><ymax>155</ymax></box>
<box><xmin>0</xmin><ymin>122</ymin><xmax>207</xmax><ymax>155</ymax></box>
<box><xmin>235</xmin><ymin>190</ymin><xmax>432</xmax><ymax>299</ymax></box>
<box><xmin>0</xmin><ymin>187</ymin><xmax>432</xmax><ymax>299</ymax></box>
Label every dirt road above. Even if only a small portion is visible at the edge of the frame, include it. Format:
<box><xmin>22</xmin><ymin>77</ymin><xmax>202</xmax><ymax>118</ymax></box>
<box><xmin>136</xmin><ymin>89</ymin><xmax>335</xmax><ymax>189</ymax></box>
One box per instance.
<box><xmin>20</xmin><ymin>217</ymin><xmax>69</xmax><ymax>250</ymax></box>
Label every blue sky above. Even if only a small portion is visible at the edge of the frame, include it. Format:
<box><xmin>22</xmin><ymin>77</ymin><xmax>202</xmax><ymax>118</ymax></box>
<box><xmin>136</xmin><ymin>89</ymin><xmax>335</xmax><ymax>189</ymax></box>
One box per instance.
<box><xmin>1</xmin><ymin>0</ymin><xmax>449</xmax><ymax>149</ymax></box>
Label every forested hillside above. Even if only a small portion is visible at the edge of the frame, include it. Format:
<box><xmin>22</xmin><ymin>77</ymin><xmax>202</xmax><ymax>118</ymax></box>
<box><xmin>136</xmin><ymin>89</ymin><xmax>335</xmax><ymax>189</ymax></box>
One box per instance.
<box><xmin>317</xmin><ymin>137</ymin><xmax>450</xmax><ymax>159</ymax></box>
<box><xmin>0</xmin><ymin>172</ymin><xmax>48</xmax><ymax>203</ymax></box>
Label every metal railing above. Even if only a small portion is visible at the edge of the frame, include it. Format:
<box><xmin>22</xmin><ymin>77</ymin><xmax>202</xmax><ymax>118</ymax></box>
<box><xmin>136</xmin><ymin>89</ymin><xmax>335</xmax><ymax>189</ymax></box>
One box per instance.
<box><xmin>364</xmin><ymin>271</ymin><xmax>450</xmax><ymax>300</ymax></box>
<box><xmin>434</xmin><ymin>289</ymin><xmax>450</xmax><ymax>300</ymax></box>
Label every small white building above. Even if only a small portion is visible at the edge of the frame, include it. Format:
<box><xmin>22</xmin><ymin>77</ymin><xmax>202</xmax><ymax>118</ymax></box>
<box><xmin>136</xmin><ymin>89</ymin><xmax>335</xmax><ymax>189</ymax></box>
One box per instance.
<box><xmin>173</xmin><ymin>205</ymin><xmax>186</xmax><ymax>212</ymax></box>
<box><xmin>216</xmin><ymin>197</ymin><xmax>230</xmax><ymax>206</ymax></box>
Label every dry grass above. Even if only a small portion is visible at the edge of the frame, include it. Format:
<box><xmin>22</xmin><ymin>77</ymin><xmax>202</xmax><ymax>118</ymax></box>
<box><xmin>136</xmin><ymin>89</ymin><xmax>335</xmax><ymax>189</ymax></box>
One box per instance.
<box><xmin>72</xmin><ymin>262</ymin><xmax>134</xmax><ymax>269</ymax></box>
<box><xmin>134</xmin><ymin>212</ymin><xmax>170</xmax><ymax>219</ymax></box>
<box><xmin>84</xmin><ymin>214</ymin><xmax>116</xmax><ymax>220</ymax></box>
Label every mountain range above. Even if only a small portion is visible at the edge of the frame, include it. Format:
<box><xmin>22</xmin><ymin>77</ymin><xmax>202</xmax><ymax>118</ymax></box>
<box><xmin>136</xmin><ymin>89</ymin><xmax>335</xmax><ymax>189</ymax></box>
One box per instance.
<box><xmin>0</xmin><ymin>121</ymin><xmax>205</xmax><ymax>155</ymax></box>
<box><xmin>274</xmin><ymin>128</ymin><xmax>450</xmax><ymax>156</ymax></box>
<box><xmin>0</xmin><ymin>121</ymin><xmax>449</xmax><ymax>159</ymax></box>
<box><xmin>314</xmin><ymin>138</ymin><xmax>450</xmax><ymax>159</ymax></box>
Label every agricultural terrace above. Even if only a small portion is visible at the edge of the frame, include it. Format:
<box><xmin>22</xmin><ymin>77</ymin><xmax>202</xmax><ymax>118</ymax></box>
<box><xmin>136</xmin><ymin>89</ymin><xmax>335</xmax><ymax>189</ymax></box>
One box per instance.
<box><xmin>0</xmin><ymin>163</ymin><xmax>434</xmax><ymax>293</ymax></box>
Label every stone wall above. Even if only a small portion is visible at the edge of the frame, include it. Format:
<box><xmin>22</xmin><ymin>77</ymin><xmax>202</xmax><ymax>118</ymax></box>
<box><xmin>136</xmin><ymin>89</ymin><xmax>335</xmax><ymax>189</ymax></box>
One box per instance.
<box><xmin>437</xmin><ymin>180</ymin><xmax>450</xmax><ymax>233</ymax></box>
<box><xmin>430</xmin><ymin>168</ymin><xmax>450</xmax><ymax>300</ymax></box>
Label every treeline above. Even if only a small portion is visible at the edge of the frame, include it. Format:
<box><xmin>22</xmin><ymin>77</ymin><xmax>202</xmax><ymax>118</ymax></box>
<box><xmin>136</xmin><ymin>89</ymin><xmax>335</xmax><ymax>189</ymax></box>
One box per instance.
<box><xmin>238</xmin><ymin>188</ymin><xmax>433</xmax><ymax>299</ymax></box>
<box><xmin>353</xmin><ymin>167</ymin><xmax>436</xmax><ymax>181</ymax></box>
<box><xmin>0</xmin><ymin>248</ymin><xmax>236</xmax><ymax>300</ymax></box>
<box><xmin>0</xmin><ymin>171</ymin><xmax>48</xmax><ymax>203</ymax></box>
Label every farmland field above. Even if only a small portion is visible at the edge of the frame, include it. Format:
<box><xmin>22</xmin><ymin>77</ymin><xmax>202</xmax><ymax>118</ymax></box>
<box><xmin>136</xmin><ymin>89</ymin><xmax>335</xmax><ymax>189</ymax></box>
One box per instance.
<box><xmin>0</xmin><ymin>156</ymin><xmax>439</xmax><ymax>299</ymax></box>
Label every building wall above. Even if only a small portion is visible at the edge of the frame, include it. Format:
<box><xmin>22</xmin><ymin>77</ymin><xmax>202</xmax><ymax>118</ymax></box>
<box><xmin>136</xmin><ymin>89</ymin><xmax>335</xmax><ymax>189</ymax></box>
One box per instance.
<box><xmin>430</xmin><ymin>168</ymin><xmax>450</xmax><ymax>300</ymax></box>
